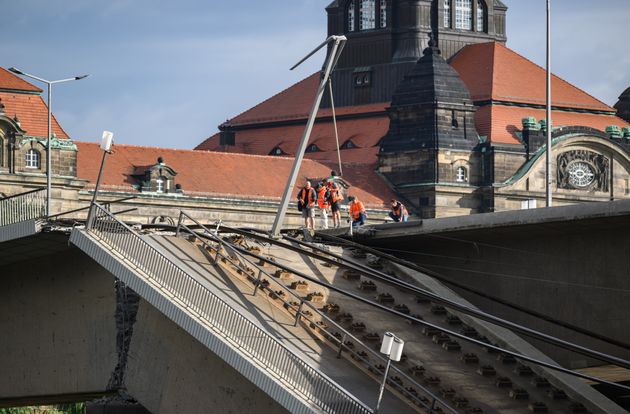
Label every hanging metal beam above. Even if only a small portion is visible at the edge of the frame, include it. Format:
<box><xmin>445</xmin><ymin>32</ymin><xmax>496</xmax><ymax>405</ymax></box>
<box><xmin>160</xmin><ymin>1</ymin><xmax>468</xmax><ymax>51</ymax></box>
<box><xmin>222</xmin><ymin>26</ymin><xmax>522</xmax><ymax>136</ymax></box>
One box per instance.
<box><xmin>271</xmin><ymin>35</ymin><xmax>347</xmax><ymax>237</ymax></box>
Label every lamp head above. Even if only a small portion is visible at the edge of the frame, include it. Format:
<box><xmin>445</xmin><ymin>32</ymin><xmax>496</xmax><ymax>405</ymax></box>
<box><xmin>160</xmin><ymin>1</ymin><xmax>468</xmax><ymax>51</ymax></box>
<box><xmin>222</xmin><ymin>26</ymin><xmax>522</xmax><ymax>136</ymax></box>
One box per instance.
<box><xmin>8</xmin><ymin>67</ymin><xmax>24</xmax><ymax>75</ymax></box>
<box><xmin>75</xmin><ymin>75</ymin><xmax>89</xmax><ymax>80</ymax></box>
<box><xmin>100</xmin><ymin>130</ymin><xmax>114</xmax><ymax>152</ymax></box>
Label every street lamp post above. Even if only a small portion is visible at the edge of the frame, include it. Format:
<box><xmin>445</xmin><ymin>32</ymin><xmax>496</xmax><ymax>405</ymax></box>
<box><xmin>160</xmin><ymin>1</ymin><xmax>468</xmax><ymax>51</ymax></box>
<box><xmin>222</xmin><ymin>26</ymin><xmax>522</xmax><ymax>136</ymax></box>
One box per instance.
<box><xmin>545</xmin><ymin>0</ymin><xmax>553</xmax><ymax>207</ymax></box>
<box><xmin>8</xmin><ymin>67</ymin><xmax>89</xmax><ymax>217</ymax></box>
<box><xmin>375</xmin><ymin>332</ymin><xmax>405</xmax><ymax>414</ymax></box>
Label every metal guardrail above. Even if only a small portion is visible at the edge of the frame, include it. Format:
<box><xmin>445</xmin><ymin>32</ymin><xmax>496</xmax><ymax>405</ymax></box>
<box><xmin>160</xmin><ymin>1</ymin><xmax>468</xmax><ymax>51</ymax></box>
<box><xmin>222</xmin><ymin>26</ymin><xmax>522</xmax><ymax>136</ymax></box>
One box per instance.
<box><xmin>0</xmin><ymin>188</ymin><xmax>46</xmax><ymax>226</ymax></box>
<box><xmin>175</xmin><ymin>211</ymin><xmax>458</xmax><ymax>414</ymax></box>
<box><xmin>87</xmin><ymin>203</ymin><xmax>372</xmax><ymax>414</ymax></box>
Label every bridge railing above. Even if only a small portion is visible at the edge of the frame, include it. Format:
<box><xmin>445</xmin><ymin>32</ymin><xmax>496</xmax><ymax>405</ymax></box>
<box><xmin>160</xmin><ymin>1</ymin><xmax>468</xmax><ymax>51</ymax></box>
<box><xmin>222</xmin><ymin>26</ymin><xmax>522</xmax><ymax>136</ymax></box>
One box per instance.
<box><xmin>0</xmin><ymin>188</ymin><xmax>46</xmax><ymax>226</ymax></box>
<box><xmin>176</xmin><ymin>211</ymin><xmax>457</xmax><ymax>414</ymax></box>
<box><xmin>86</xmin><ymin>203</ymin><xmax>372</xmax><ymax>414</ymax></box>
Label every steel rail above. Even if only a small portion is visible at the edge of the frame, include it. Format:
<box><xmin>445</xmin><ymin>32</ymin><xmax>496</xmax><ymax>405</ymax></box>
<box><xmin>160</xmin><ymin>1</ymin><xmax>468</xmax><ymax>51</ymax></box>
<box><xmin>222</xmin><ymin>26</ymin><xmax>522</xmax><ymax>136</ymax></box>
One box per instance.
<box><xmin>190</xmin><ymin>228</ymin><xmax>630</xmax><ymax>393</ymax></box>
<box><xmin>313</xmin><ymin>232</ymin><xmax>630</xmax><ymax>351</ymax></box>
<box><xmin>210</xmin><ymin>224</ymin><xmax>630</xmax><ymax>370</ymax></box>
<box><xmin>176</xmin><ymin>212</ymin><xmax>456</xmax><ymax>414</ymax></box>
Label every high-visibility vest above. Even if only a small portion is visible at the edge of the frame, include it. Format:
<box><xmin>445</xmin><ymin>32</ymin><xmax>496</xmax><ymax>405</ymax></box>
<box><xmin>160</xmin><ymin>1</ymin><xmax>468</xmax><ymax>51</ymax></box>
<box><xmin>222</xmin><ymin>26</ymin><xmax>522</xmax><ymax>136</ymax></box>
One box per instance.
<box><xmin>349</xmin><ymin>200</ymin><xmax>365</xmax><ymax>220</ymax></box>
<box><xmin>317</xmin><ymin>187</ymin><xmax>329</xmax><ymax>209</ymax></box>
<box><xmin>328</xmin><ymin>181</ymin><xmax>343</xmax><ymax>203</ymax></box>
<box><xmin>298</xmin><ymin>187</ymin><xmax>316</xmax><ymax>207</ymax></box>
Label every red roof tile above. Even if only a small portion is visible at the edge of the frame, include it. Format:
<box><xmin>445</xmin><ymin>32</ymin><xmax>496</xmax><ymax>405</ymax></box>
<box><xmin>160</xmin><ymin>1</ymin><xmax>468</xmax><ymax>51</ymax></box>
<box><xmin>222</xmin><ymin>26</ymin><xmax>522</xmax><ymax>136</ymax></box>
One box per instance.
<box><xmin>221</xmin><ymin>72</ymin><xmax>387</xmax><ymax>127</ymax></box>
<box><xmin>478</xmin><ymin>105</ymin><xmax>629</xmax><ymax>145</ymax></box>
<box><xmin>76</xmin><ymin>142</ymin><xmax>394</xmax><ymax>207</ymax></box>
<box><xmin>0</xmin><ymin>68</ymin><xmax>42</xmax><ymax>93</ymax></box>
<box><xmin>450</xmin><ymin>42</ymin><xmax>614</xmax><ymax>112</ymax></box>
<box><xmin>0</xmin><ymin>92</ymin><xmax>69</xmax><ymax>138</ymax></box>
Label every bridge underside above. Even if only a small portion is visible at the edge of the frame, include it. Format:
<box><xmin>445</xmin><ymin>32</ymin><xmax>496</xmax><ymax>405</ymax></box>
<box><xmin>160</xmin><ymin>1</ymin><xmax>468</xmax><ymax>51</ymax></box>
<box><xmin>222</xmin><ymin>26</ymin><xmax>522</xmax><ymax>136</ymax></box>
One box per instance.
<box><xmin>0</xmin><ymin>236</ymin><xmax>289</xmax><ymax>414</ymax></box>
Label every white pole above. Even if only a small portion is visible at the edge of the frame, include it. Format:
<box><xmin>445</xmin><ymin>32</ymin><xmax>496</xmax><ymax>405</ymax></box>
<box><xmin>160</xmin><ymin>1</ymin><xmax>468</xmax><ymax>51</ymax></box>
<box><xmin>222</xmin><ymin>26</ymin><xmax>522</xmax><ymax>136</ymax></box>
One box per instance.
<box><xmin>271</xmin><ymin>36</ymin><xmax>346</xmax><ymax>237</ymax></box>
<box><xmin>46</xmin><ymin>82</ymin><xmax>52</xmax><ymax>216</ymax></box>
<box><xmin>545</xmin><ymin>0</ymin><xmax>553</xmax><ymax>207</ymax></box>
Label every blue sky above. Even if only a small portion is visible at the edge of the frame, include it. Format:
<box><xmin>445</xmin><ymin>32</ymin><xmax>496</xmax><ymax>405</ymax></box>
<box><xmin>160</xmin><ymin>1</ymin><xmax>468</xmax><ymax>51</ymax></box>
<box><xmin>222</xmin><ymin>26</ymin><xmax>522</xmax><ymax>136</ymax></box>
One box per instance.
<box><xmin>2</xmin><ymin>0</ymin><xmax>628</xmax><ymax>149</ymax></box>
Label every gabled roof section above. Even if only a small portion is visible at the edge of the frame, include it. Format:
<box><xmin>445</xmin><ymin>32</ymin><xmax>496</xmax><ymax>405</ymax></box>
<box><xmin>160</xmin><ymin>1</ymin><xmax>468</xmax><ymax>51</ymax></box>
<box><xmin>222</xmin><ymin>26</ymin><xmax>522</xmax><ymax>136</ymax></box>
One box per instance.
<box><xmin>222</xmin><ymin>72</ymin><xmax>388</xmax><ymax>128</ymax></box>
<box><xmin>0</xmin><ymin>92</ymin><xmax>69</xmax><ymax>138</ymax></box>
<box><xmin>76</xmin><ymin>142</ymin><xmax>393</xmax><ymax>207</ymax></box>
<box><xmin>0</xmin><ymin>68</ymin><xmax>42</xmax><ymax>93</ymax></box>
<box><xmin>450</xmin><ymin>42</ymin><xmax>614</xmax><ymax>112</ymax></box>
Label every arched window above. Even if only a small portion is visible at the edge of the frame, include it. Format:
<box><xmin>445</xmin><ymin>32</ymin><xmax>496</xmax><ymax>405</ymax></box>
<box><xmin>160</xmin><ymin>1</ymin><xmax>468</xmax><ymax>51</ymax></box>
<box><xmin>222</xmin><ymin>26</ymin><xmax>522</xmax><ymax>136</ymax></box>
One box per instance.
<box><xmin>379</xmin><ymin>0</ymin><xmax>387</xmax><ymax>28</ymax></box>
<box><xmin>25</xmin><ymin>149</ymin><xmax>40</xmax><ymax>169</ymax></box>
<box><xmin>456</xmin><ymin>166</ymin><xmax>468</xmax><ymax>183</ymax></box>
<box><xmin>347</xmin><ymin>1</ymin><xmax>356</xmax><ymax>32</ymax></box>
<box><xmin>444</xmin><ymin>0</ymin><xmax>451</xmax><ymax>28</ymax></box>
<box><xmin>455</xmin><ymin>0</ymin><xmax>472</xmax><ymax>30</ymax></box>
<box><xmin>476</xmin><ymin>0</ymin><xmax>486</xmax><ymax>32</ymax></box>
<box><xmin>156</xmin><ymin>176</ymin><xmax>166</xmax><ymax>193</ymax></box>
<box><xmin>359</xmin><ymin>0</ymin><xmax>376</xmax><ymax>30</ymax></box>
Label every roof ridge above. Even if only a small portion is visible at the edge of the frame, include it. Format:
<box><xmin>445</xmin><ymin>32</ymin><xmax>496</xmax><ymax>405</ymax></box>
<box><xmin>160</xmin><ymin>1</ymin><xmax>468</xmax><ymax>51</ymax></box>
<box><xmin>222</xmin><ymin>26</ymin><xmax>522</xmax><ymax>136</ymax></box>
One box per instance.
<box><xmin>495</xmin><ymin>43</ymin><xmax>613</xmax><ymax>111</ymax></box>
<box><xmin>225</xmin><ymin>72</ymin><xmax>319</xmax><ymax>125</ymax></box>
<box><xmin>76</xmin><ymin>140</ymin><xmax>324</xmax><ymax>163</ymax></box>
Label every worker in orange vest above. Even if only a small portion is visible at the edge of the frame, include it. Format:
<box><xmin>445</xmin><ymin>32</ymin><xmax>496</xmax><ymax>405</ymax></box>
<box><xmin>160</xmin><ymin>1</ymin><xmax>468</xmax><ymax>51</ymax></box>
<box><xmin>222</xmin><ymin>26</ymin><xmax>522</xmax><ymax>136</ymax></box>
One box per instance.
<box><xmin>316</xmin><ymin>181</ymin><xmax>329</xmax><ymax>229</ymax></box>
<box><xmin>348</xmin><ymin>195</ymin><xmax>366</xmax><ymax>227</ymax></box>
<box><xmin>327</xmin><ymin>171</ymin><xmax>344</xmax><ymax>228</ymax></box>
<box><xmin>297</xmin><ymin>180</ymin><xmax>316</xmax><ymax>230</ymax></box>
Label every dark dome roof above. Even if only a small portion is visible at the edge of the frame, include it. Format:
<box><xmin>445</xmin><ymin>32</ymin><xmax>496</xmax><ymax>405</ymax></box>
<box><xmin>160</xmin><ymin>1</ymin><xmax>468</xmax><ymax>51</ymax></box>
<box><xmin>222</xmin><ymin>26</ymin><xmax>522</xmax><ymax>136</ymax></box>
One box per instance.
<box><xmin>390</xmin><ymin>41</ymin><xmax>473</xmax><ymax>108</ymax></box>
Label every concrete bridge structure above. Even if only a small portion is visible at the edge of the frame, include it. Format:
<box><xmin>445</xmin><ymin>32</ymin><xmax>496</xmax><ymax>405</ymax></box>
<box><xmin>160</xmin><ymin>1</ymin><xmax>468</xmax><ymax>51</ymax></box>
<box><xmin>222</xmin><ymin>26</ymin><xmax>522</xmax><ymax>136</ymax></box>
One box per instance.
<box><xmin>1</xmin><ymin>191</ymin><xmax>629</xmax><ymax>413</ymax></box>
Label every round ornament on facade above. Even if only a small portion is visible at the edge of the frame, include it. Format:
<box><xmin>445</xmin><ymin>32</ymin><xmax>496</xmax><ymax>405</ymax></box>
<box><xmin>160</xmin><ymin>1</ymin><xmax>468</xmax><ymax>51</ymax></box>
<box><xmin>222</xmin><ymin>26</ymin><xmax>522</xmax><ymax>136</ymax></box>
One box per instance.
<box><xmin>566</xmin><ymin>161</ymin><xmax>595</xmax><ymax>188</ymax></box>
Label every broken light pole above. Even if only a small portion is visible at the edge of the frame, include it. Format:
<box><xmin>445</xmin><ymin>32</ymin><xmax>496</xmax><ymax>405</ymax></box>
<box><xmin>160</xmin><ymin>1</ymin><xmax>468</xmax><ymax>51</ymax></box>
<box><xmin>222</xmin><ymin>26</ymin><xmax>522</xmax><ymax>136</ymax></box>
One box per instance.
<box><xmin>270</xmin><ymin>35</ymin><xmax>347</xmax><ymax>237</ymax></box>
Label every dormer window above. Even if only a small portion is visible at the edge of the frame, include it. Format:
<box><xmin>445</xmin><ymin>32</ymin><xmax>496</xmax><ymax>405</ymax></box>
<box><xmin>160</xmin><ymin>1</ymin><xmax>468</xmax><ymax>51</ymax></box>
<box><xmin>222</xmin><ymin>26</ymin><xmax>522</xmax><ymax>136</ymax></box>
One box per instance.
<box><xmin>354</xmin><ymin>72</ymin><xmax>371</xmax><ymax>87</ymax></box>
<box><xmin>341</xmin><ymin>140</ymin><xmax>357</xmax><ymax>150</ymax></box>
<box><xmin>270</xmin><ymin>147</ymin><xmax>287</xmax><ymax>156</ymax></box>
<box><xmin>359</xmin><ymin>0</ymin><xmax>376</xmax><ymax>30</ymax></box>
<box><xmin>305</xmin><ymin>144</ymin><xmax>321</xmax><ymax>153</ymax></box>
<box><xmin>156</xmin><ymin>176</ymin><xmax>166</xmax><ymax>193</ymax></box>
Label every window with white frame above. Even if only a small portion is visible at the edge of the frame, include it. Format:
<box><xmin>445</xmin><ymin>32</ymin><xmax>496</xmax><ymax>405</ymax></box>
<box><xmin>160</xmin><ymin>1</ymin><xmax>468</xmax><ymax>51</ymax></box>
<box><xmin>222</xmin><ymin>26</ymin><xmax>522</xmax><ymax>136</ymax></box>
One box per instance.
<box><xmin>379</xmin><ymin>0</ymin><xmax>387</xmax><ymax>28</ymax></box>
<box><xmin>444</xmin><ymin>0</ymin><xmax>451</xmax><ymax>28</ymax></box>
<box><xmin>25</xmin><ymin>149</ymin><xmax>40</xmax><ymax>169</ymax></box>
<box><xmin>347</xmin><ymin>1</ymin><xmax>356</xmax><ymax>31</ymax></box>
<box><xmin>477</xmin><ymin>0</ymin><xmax>486</xmax><ymax>31</ymax></box>
<box><xmin>456</xmin><ymin>166</ymin><xmax>468</xmax><ymax>183</ymax></box>
<box><xmin>156</xmin><ymin>176</ymin><xmax>166</xmax><ymax>193</ymax></box>
<box><xmin>455</xmin><ymin>0</ymin><xmax>472</xmax><ymax>30</ymax></box>
<box><xmin>359</xmin><ymin>0</ymin><xmax>376</xmax><ymax>30</ymax></box>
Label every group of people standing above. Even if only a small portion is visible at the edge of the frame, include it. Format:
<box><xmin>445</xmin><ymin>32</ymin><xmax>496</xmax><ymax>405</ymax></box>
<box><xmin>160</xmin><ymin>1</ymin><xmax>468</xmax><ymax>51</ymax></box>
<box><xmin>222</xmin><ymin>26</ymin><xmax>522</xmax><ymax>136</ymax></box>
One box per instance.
<box><xmin>297</xmin><ymin>171</ymin><xmax>344</xmax><ymax>231</ymax></box>
<box><xmin>297</xmin><ymin>170</ymin><xmax>409</xmax><ymax>231</ymax></box>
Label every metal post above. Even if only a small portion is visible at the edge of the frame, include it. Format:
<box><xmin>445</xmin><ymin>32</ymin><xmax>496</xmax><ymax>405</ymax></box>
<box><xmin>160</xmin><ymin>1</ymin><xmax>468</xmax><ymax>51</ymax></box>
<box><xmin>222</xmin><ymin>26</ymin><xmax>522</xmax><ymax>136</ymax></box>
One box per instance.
<box><xmin>46</xmin><ymin>82</ymin><xmax>52</xmax><ymax>217</ymax></box>
<box><xmin>337</xmin><ymin>333</ymin><xmax>346</xmax><ymax>359</ymax></box>
<box><xmin>270</xmin><ymin>36</ymin><xmax>347</xmax><ymax>237</ymax></box>
<box><xmin>294</xmin><ymin>300</ymin><xmax>305</xmax><ymax>326</ymax></box>
<box><xmin>86</xmin><ymin>150</ymin><xmax>108</xmax><ymax>229</ymax></box>
<box><xmin>176</xmin><ymin>211</ymin><xmax>184</xmax><ymax>237</ymax></box>
<box><xmin>374</xmin><ymin>358</ymin><xmax>392</xmax><ymax>414</ymax></box>
<box><xmin>545</xmin><ymin>0</ymin><xmax>553</xmax><ymax>207</ymax></box>
<box><xmin>253</xmin><ymin>269</ymin><xmax>263</xmax><ymax>296</ymax></box>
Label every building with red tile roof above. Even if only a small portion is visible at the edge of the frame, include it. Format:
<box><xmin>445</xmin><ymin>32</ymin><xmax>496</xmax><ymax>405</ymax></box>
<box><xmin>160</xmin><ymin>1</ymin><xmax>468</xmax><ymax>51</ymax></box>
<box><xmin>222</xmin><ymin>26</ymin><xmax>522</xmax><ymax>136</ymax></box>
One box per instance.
<box><xmin>195</xmin><ymin>3</ymin><xmax>630</xmax><ymax>218</ymax></box>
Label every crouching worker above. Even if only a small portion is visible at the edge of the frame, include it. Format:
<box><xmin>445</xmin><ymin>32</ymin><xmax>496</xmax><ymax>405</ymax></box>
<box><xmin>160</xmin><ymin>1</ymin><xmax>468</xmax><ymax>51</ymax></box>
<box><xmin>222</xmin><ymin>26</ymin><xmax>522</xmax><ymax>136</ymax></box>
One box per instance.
<box><xmin>389</xmin><ymin>199</ymin><xmax>409</xmax><ymax>222</ymax></box>
<box><xmin>348</xmin><ymin>195</ymin><xmax>367</xmax><ymax>227</ymax></box>
<box><xmin>297</xmin><ymin>181</ymin><xmax>316</xmax><ymax>230</ymax></box>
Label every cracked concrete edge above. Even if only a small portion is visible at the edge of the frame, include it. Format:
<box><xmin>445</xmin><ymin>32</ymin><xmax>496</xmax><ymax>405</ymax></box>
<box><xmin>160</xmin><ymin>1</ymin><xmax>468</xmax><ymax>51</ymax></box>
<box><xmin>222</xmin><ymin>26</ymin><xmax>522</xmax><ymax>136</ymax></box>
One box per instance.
<box><xmin>389</xmin><ymin>261</ymin><xmax>627</xmax><ymax>414</ymax></box>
